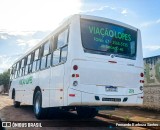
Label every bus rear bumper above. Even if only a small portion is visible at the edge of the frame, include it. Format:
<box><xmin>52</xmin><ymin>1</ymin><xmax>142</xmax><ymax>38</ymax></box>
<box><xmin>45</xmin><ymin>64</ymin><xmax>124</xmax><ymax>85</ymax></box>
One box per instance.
<box><xmin>68</xmin><ymin>89</ymin><xmax>143</xmax><ymax>107</ymax></box>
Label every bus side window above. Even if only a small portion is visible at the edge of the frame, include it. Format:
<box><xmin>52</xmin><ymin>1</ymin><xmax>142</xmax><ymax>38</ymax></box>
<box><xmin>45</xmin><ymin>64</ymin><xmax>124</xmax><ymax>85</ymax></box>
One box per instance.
<box><xmin>36</xmin><ymin>59</ymin><xmax>40</xmax><ymax>70</ymax></box>
<box><xmin>60</xmin><ymin>46</ymin><xmax>68</xmax><ymax>63</ymax></box>
<box><xmin>32</xmin><ymin>48</ymin><xmax>40</xmax><ymax>72</ymax></box>
<box><xmin>24</xmin><ymin>54</ymin><xmax>32</xmax><ymax>75</ymax></box>
<box><xmin>52</xmin><ymin>49</ymin><xmax>60</xmax><ymax>66</ymax></box>
<box><xmin>46</xmin><ymin>54</ymin><xmax>51</xmax><ymax>68</ymax></box>
<box><xmin>16</xmin><ymin>62</ymin><xmax>20</xmax><ymax>78</ymax></box>
<box><xmin>57</xmin><ymin>29</ymin><xmax>68</xmax><ymax>49</ymax></box>
<box><xmin>10</xmin><ymin>68</ymin><xmax>13</xmax><ymax>80</ymax></box>
<box><xmin>40</xmin><ymin>56</ymin><xmax>47</xmax><ymax>69</ymax></box>
<box><xmin>20</xmin><ymin>58</ymin><xmax>25</xmax><ymax>76</ymax></box>
<box><xmin>40</xmin><ymin>41</ymin><xmax>51</xmax><ymax>70</ymax></box>
<box><xmin>19</xmin><ymin>68</ymin><xmax>22</xmax><ymax>77</ymax></box>
<box><xmin>28</xmin><ymin>54</ymin><xmax>33</xmax><ymax>74</ymax></box>
<box><xmin>52</xmin><ymin>28</ymin><xmax>69</xmax><ymax>66</ymax></box>
<box><xmin>12</xmin><ymin>65</ymin><xmax>16</xmax><ymax>79</ymax></box>
<box><xmin>23</xmin><ymin>59</ymin><xmax>26</xmax><ymax>76</ymax></box>
<box><xmin>25</xmin><ymin>60</ymin><xmax>29</xmax><ymax>75</ymax></box>
<box><xmin>14</xmin><ymin>64</ymin><xmax>17</xmax><ymax>78</ymax></box>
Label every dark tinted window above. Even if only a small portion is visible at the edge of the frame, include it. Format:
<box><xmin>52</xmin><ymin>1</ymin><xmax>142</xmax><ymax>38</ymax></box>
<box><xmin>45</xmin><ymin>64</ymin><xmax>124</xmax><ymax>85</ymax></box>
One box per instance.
<box><xmin>81</xmin><ymin>19</ymin><xmax>137</xmax><ymax>59</ymax></box>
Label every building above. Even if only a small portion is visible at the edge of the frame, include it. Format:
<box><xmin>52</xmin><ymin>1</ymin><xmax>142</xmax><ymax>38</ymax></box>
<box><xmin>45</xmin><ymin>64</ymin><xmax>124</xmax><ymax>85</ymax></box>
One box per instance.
<box><xmin>144</xmin><ymin>55</ymin><xmax>160</xmax><ymax>110</ymax></box>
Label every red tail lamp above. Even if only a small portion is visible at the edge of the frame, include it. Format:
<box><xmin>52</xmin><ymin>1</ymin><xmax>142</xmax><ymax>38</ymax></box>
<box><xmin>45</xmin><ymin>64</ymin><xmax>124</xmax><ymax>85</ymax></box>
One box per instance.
<box><xmin>73</xmin><ymin>65</ymin><xmax>78</xmax><ymax>70</ymax></box>
<box><xmin>140</xmin><ymin>73</ymin><xmax>144</xmax><ymax>77</ymax></box>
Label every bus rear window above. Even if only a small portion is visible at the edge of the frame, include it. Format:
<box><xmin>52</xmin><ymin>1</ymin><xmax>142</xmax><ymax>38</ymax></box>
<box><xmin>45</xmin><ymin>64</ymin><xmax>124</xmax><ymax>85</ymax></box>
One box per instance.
<box><xmin>80</xmin><ymin>19</ymin><xmax>137</xmax><ymax>59</ymax></box>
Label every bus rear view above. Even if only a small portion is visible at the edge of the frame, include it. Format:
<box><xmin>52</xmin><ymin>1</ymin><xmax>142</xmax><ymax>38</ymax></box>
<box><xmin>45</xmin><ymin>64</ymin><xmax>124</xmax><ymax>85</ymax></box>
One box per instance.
<box><xmin>68</xmin><ymin>15</ymin><xmax>143</xmax><ymax>113</ymax></box>
<box><xmin>9</xmin><ymin>14</ymin><xmax>143</xmax><ymax>119</ymax></box>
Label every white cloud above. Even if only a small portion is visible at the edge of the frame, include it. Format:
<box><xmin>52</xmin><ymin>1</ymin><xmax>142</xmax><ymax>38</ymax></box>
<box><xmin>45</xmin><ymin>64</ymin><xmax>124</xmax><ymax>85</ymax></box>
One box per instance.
<box><xmin>0</xmin><ymin>34</ymin><xmax>8</xmax><ymax>40</ymax></box>
<box><xmin>81</xmin><ymin>5</ymin><xmax>130</xmax><ymax>17</ymax></box>
<box><xmin>81</xmin><ymin>5</ymin><xmax>109</xmax><ymax>13</ymax></box>
<box><xmin>140</xmin><ymin>18</ymin><xmax>160</xmax><ymax>28</ymax></box>
<box><xmin>26</xmin><ymin>39</ymin><xmax>41</xmax><ymax>50</ymax></box>
<box><xmin>121</xmin><ymin>9</ymin><xmax>128</xmax><ymax>16</ymax></box>
<box><xmin>8</xmin><ymin>31</ymin><xmax>36</xmax><ymax>36</ymax></box>
<box><xmin>140</xmin><ymin>21</ymin><xmax>154</xmax><ymax>28</ymax></box>
<box><xmin>144</xmin><ymin>45</ymin><xmax>160</xmax><ymax>51</ymax></box>
<box><xmin>0</xmin><ymin>55</ymin><xmax>14</xmax><ymax>73</ymax></box>
<box><xmin>16</xmin><ymin>39</ymin><xmax>26</xmax><ymax>46</ymax></box>
<box><xmin>16</xmin><ymin>39</ymin><xmax>41</xmax><ymax>52</ymax></box>
<box><xmin>0</xmin><ymin>0</ymin><xmax>81</xmax><ymax>32</ymax></box>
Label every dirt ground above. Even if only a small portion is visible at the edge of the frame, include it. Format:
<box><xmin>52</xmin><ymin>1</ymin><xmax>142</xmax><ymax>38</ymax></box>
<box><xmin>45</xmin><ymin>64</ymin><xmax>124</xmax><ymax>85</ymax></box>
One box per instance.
<box><xmin>0</xmin><ymin>94</ymin><xmax>122</xmax><ymax>130</ymax></box>
<box><xmin>0</xmin><ymin>94</ymin><xmax>37</xmax><ymax>122</ymax></box>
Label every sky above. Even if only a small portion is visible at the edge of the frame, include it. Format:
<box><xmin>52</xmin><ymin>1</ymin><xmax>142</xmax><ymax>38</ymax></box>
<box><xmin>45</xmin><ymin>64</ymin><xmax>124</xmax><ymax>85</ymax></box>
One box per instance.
<box><xmin>0</xmin><ymin>0</ymin><xmax>160</xmax><ymax>73</ymax></box>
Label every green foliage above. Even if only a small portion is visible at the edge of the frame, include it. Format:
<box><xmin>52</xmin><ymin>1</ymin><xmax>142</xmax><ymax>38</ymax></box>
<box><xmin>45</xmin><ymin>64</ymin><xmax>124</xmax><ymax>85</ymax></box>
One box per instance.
<box><xmin>0</xmin><ymin>69</ymin><xmax>10</xmax><ymax>87</ymax></box>
<box><xmin>124</xmin><ymin>115</ymin><xmax>130</xmax><ymax>122</ymax></box>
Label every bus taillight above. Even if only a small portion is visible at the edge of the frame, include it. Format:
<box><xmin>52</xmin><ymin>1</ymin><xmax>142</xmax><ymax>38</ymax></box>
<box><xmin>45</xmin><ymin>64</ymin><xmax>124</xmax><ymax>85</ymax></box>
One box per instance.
<box><xmin>140</xmin><ymin>73</ymin><xmax>144</xmax><ymax>77</ymax></box>
<box><xmin>140</xmin><ymin>80</ymin><xmax>144</xmax><ymax>83</ymax></box>
<box><xmin>73</xmin><ymin>65</ymin><xmax>78</xmax><ymax>70</ymax></box>
<box><xmin>69</xmin><ymin>94</ymin><xmax>75</xmax><ymax>97</ymax></box>
<box><xmin>72</xmin><ymin>74</ymin><xmax>79</xmax><ymax>78</ymax></box>
<box><xmin>75</xmin><ymin>74</ymin><xmax>79</xmax><ymax>77</ymax></box>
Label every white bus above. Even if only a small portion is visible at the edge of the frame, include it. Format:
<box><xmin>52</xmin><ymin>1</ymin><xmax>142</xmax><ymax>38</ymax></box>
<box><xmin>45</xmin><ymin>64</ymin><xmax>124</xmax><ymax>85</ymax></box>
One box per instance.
<box><xmin>9</xmin><ymin>14</ymin><xmax>144</xmax><ymax>119</ymax></box>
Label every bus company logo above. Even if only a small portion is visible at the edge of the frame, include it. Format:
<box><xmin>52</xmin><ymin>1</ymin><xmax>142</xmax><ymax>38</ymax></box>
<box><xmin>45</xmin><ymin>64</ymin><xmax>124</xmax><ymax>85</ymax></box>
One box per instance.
<box><xmin>19</xmin><ymin>76</ymin><xmax>33</xmax><ymax>85</ymax></box>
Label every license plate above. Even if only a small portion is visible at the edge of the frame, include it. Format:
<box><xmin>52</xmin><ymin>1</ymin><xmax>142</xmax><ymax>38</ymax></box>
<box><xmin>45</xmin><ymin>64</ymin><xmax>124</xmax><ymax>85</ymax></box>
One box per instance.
<box><xmin>105</xmin><ymin>86</ymin><xmax>117</xmax><ymax>92</ymax></box>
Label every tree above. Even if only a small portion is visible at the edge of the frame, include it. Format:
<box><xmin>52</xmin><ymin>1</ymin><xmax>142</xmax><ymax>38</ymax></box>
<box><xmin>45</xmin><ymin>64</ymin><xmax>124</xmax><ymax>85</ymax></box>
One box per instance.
<box><xmin>0</xmin><ymin>69</ymin><xmax>10</xmax><ymax>93</ymax></box>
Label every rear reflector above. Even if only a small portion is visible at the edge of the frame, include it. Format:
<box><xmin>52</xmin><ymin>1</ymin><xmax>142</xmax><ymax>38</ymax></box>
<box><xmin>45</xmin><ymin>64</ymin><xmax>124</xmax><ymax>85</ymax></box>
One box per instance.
<box><xmin>72</xmin><ymin>74</ymin><xmax>75</xmax><ymax>77</ymax></box>
<box><xmin>140</xmin><ymin>80</ymin><xmax>144</xmax><ymax>83</ymax></box>
<box><xmin>108</xmin><ymin>60</ymin><xmax>117</xmax><ymax>63</ymax></box>
<box><xmin>76</xmin><ymin>74</ymin><xmax>79</xmax><ymax>77</ymax></box>
<box><xmin>69</xmin><ymin>94</ymin><xmax>75</xmax><ymax>97</ymax></box>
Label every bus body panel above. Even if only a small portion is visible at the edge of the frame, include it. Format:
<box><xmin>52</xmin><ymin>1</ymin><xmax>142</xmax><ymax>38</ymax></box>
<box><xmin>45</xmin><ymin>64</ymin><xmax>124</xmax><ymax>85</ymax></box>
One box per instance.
<box><xmin>22</xmin><ymin>74</ymin><xmax>33</xmax><ymax>104</ymax></box>
<box><xmin>39</xmin><ymin>68</ymin><xmax>50</xmax><ymax>108</ymax></box>
<box><xmin>49</xmin><ymin>64</ymin><xmax>65</xmax><ymax>107</ymax></box>
<box><xmin>13</xmin><ymin>79</ymin><xmax>23</xmax><ymax>102</ymax></box>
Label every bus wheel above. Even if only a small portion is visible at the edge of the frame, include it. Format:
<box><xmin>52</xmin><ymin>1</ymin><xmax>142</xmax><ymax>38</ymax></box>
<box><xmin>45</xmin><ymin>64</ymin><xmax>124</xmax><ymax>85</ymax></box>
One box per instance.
<box><xmin>33</xmin><ymin>91</ymin><xmax>48</xmax><ymax>119</ymax></box>
<box><xmin>13</xmin><ymin>92</ymin><xmax>20</xmax><ymax>108</ymax></box>
<box><xmin>76</xmin><ymin>107</ymin><xmax>98</xmax><ymax>118</ymax></box>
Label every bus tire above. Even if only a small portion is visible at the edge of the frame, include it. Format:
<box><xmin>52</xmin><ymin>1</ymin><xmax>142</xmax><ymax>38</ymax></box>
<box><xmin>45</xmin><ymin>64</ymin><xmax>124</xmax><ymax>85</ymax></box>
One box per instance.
<box><xmin>33</xmin><ymin>91</ymin><xmax>48</xmax><ymax>119</ymax></box>
<box><xmin>76</xmin><ymin>107</ymin><xmax>98</xmax><ymax>118</ymax></box>
<box><xmin>13</xmin><ymin>91</ymin><xmax>20</xmax><ymax>108</ymax></box>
